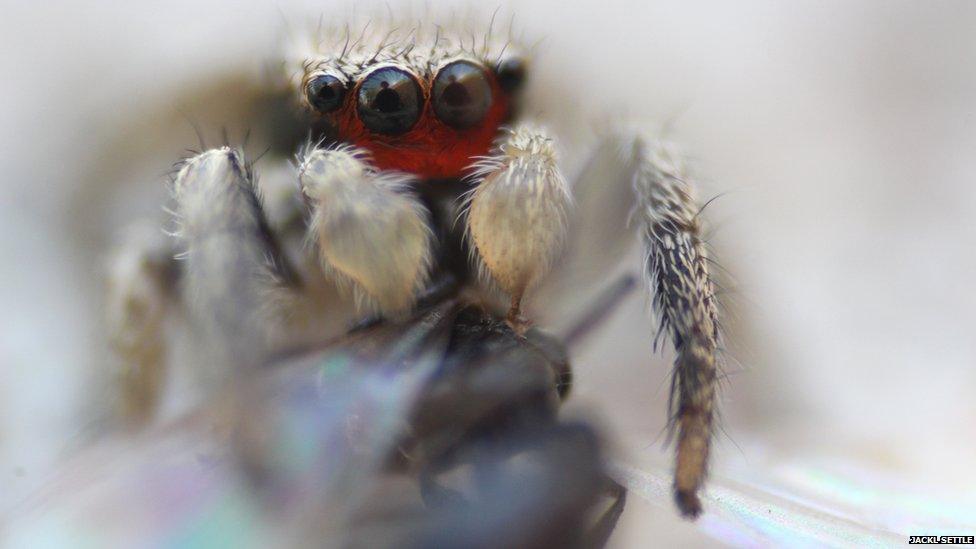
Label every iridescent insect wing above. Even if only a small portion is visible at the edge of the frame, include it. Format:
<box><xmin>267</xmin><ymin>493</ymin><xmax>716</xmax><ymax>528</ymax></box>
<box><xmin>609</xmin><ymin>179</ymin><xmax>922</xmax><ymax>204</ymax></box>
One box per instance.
<box><xmin>10</xmin><ymin>297</ymin><xmax>616</xmax><ymax>547</ymax></box>
<box><xmin>8</xmin><ymin>300</ymin><xmax>461</xmax><ymax>546</ymax></box>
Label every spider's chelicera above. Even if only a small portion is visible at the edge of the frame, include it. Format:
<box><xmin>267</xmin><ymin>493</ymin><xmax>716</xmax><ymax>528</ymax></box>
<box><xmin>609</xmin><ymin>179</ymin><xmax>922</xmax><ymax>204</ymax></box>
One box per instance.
<box><xmin>106</xmin><ymin>15</ymin><xmax>726</xmax><ymax>526</ymax></box>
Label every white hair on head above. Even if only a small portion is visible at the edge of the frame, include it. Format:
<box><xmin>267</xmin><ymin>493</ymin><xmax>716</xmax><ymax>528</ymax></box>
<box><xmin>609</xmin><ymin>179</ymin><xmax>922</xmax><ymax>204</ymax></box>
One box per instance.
<box><xmin>279</xmin><ymin>6</ymin><xmax>527</xmax><ymax>106</ymax></box>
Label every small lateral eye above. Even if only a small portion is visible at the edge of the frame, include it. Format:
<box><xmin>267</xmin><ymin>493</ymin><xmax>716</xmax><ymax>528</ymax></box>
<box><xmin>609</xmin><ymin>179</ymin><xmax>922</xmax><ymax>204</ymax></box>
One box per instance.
<box><xmin>357</xmin><ymin>67</ymin><xmax>423</xmax><ymax>135</ymax></box>
<box><xmin>306</xmin><ymin>74</ymin><xmax>346</xmax><ymax>113</ymax></box>
<box><xmin>496</xmin><ymin>57</ymin><xmax>526</xmax><ymax>93</ymax></box>
<box><xmin>432</xmin><ymin>61</ymin><xmax>493</xmax><ymax>130</ymax></box>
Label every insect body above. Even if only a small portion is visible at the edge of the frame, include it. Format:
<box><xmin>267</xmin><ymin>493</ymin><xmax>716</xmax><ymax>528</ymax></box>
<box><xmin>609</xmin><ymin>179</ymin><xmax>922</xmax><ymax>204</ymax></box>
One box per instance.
<box><xmin>21</xmin><ymin>292</ymin><xmax>627</xmax><ymax>547</ymax></box>
<box><xmin>106</xmin><ymin>13</ymin><xmax>724</xmax><ymax>523</ymax></box>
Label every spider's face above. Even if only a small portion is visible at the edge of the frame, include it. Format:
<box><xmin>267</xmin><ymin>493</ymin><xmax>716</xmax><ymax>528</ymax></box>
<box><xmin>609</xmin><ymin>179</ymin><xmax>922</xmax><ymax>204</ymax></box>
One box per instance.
<box><xmin>298</xmin><ymin>30</ymin><xmax>526</xmax><ymax>179</ymax></box>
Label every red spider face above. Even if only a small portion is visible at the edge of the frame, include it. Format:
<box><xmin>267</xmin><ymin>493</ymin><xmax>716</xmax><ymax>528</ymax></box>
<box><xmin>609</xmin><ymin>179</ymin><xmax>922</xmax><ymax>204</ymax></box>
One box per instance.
<box><xmin>304</xmin><ymin>58</ymin><xmax>525</xmax><ymax>180</ymax></box>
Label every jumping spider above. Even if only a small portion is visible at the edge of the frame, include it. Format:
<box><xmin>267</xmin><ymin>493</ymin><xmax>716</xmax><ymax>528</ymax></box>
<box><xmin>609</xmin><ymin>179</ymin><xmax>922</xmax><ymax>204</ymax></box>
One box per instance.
<box><xmin>105</xmin><ymin>13</ymin><xmax>724</xmax><ymax>520</ymax></box>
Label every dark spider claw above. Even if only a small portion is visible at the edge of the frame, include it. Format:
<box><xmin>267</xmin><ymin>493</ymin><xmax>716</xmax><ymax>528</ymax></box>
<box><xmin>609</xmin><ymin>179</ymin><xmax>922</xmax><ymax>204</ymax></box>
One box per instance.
<box><xmin>674</xmin><ymin>489</ymin><xmax>703</xmax><ymax>519</ymax></box>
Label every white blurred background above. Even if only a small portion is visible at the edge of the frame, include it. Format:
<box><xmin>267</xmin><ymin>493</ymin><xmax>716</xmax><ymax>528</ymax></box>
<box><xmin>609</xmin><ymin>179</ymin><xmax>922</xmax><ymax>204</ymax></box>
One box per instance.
<box><xmin>1</xmin><ymin>0</ymin><xmax>974</xmax><ymax>545</ymax></box>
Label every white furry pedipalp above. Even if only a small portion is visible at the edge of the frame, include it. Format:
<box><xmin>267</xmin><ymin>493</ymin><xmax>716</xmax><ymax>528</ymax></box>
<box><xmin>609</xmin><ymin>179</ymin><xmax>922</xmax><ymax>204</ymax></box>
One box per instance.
<box><xmin>298</xmin><ymin>144</ymin><xmax>432</xmax><ymax>316</ymax></box>
<box><xmin>172</xmin><ymin>147</ymin><xmax>289</xmax><ymax>367</ymax></box>
<box><xmin>464</xmin><ymin>126</ymin><xmax>572</xmax><ymax>304</ymax></box>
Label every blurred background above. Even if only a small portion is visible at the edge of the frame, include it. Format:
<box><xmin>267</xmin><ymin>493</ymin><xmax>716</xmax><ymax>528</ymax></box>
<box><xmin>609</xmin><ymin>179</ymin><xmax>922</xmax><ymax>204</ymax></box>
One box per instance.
<box><xmin>1</xmin><ymin>0</ymin><xmax>974</xmax><ymax>545</ymax></box>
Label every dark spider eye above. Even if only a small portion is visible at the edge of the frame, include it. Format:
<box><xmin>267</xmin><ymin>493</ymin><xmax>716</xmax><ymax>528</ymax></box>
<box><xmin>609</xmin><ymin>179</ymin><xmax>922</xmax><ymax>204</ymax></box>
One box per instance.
<box><xmin>356</xmin><ymin>67</ymin><xmax>423</xmax><ymax>135</ymax></box>
<box><xmin>496</xmin><ymin>57</ymin><xmax>526</xmax><ymax>93</ymax></box>
<box><xmin>306</xmin><ymin>74</ymin><xmax>346</xmax><ymax>113</ymax></box>
<box><xmin>432</xmin><ymin>61</ymin><xmax>493</xmax><ymax>129</ymax></box>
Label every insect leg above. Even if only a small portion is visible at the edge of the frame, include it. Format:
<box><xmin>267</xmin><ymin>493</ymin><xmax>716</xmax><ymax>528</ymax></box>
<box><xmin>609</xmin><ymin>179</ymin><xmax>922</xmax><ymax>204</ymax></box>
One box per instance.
<box><xmin>172</xmin><ymin>147</ymin><xmax>298</xmax><ymax>368</ymax></box>
<box><xmin>298</xmin><ymin>143</ymin><xmax>432</xmax><ymax>317</ymax></box>
<box><xmin>585</xmin><ymin>477</ymin><xmax>628</xmax><ymax>548</ymax></box>
<box><xmin>464</xmin><ymin>125</ymin><xmax>571</xmax><ymax>331</ymax></box>
<box><xmin>634</xmin><ymin>139</ymin><xmax>720</xmax><ymax>519</ymax></box>
<box><xmin>105</xmin><ymin>224</ymin><xmax>177</xmax><ymax>426</ymax></box>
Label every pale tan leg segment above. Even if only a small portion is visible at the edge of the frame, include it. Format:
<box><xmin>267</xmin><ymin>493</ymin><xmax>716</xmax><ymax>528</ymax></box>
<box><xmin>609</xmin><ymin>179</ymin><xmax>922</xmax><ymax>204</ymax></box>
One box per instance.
<box><xmin>105</xmin><ymin>225</ymin><xmax>176</xmax><ymax>427</ymax></box>
<box><xmin>464</xmin><ymin>126</ymin><xmax>571</xmax><ymax>333</ymax></box>
<box><xmin>298</xmin><ymin>144</ymin><xmax>432</xmax><ymax>318</ymax></box>
<box><xmin>172</xmin><ymin>147</ymin><xmax>296</xmax><ymax>368</ymax></box>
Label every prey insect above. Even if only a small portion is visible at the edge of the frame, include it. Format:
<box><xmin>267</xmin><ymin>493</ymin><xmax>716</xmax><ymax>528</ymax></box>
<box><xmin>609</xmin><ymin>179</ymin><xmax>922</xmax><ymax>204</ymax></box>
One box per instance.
<box><xmin>34</xmin><ymin>285</ymin><xmax>626</xmax><ymax>547</ymax></box>
<box><xmin>105</xmin><ymin>11</ymin><xmax>725</xmax><ymax>524</ymax></box>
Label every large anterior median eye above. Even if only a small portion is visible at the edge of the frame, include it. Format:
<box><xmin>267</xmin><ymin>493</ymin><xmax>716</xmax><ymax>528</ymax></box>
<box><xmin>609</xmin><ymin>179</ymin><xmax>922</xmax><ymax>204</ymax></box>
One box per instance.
<box><xmin>357</xmin><ymin>67</ymin><xmax>423</xmax><ymax>135</ymax></box>
<box><xmin>432</xmin><ymin>61</ymin><xmax>493</xmax><ymax>129</ymax></box>
<box><xmin>306</xmin><ymin>74</ymin><xmax>345</xmax><ymax>113</ymax></box>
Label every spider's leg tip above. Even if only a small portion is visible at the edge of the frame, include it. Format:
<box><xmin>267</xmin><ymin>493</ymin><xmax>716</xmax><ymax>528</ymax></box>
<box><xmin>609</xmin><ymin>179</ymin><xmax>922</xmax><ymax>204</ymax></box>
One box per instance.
<box><xmin>505</xmin><ymin>299</ymin><xmax>532</xmax><ymax>336</ymax></box>
<box><xmin>674</xmin><ymin>489</ymin><xmax>703</xmax><ymax>520</ymax></box>
<box><xmin>505</xmin><ymin>316</ymin><xmax>532</xmax><ymax>337</ymax></box>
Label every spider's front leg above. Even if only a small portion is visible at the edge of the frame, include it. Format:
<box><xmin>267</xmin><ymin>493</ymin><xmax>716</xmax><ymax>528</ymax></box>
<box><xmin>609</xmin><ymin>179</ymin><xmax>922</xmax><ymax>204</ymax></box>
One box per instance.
<box><xmin>559</xmin><ymin>132</ymin><xmax>721</xmax><ymax>518</ymax></box>
<box><xmin>474</xmin><ymin>127</ymin><xmax>723</xmax><ymax>518</ymax></box>
<box><xmin>106</xmin><ymin>225</ymin><xmax>177</xmax><ymax>426</ymax></box>
<box><xmin>298</xmin><ymin>144</ymin><xmax>432</xmax><ymax>317</ymax></box>
<box><xmin>172</xmin><ymin>147</ymin><xmax>299</xmax><ymax>367</ymax></box>
<box><xmin>634</xmin><ymin>139</ymin><xmax>721</xmax><ymax>519</ymax></box>
<box><xmin>106</xmin><ymin>147</ymin><xmax>298</xmax><ymax>425</ymax></box>
<box><xmin>465</xmin><ymin>126</ymin><xmax>572</xmax><ymax>331</ymax></box>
